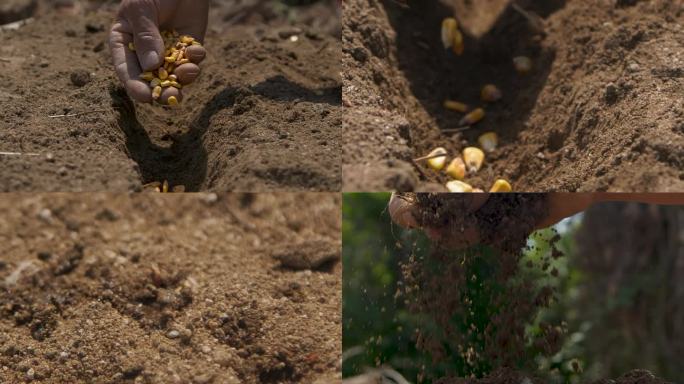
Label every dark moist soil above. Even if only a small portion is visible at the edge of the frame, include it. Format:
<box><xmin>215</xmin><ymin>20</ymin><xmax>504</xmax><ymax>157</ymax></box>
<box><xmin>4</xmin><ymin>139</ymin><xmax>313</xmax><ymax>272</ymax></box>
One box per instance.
<box><xmin>0</xmin><ymin>1</ymin><xmax>341</xmax><ymax>192</ymax></box>
<box><xmin>0</xmin><ymin>193</ymin><xmax>341</xmax><ymax>383</ymax></box>
<box><xmin>342</xmin><ymin>0</ymin><xmax>684</xmax><ymax>192</ymax></box>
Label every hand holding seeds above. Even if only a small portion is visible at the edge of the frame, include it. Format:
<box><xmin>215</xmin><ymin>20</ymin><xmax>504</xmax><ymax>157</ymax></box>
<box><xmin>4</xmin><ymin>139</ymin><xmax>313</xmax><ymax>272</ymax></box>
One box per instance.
<box><xmin>108</xmin><ymin>0</ymin><xmax>209</xmax><ymax>104</ymax></box>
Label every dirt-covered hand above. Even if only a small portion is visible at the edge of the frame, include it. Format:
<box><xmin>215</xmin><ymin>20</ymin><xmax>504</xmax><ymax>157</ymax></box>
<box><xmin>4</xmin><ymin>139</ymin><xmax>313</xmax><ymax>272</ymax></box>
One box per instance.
<box><xmin>109</xmin><ymin>0</ymin><xmax>209</xmax><ymax>103</ymax></box>
<box><xmin>388</xmin><ymin>193</ymin><xmax>489</xmax><ymax>248</ymax></box>
<box><xmin>388</xmin><ymin>193</ymin><xmax>596</xmax><ymax>249</ymax></box>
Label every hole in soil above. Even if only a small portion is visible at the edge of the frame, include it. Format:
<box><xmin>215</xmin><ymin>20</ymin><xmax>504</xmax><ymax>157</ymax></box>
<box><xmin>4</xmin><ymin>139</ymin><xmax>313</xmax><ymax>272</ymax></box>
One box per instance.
<box><xmin>383</xmin><ymin>0</ymin><xmax>567</xmax><ymax>184</ymax></box>
<box><xmin>111</xmin><ymin>86</ymin><xmax>211</xmax><ymax>192</ymax></box>
<box><xmin>111</xmin><ymin>75</ymin><xmax>339</xmax><ymax>191</ymax></box>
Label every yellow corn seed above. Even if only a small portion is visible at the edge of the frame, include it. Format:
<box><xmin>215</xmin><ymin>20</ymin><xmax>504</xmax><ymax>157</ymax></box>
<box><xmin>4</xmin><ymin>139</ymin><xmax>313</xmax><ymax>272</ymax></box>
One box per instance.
<box><xmin>481</xmin><ymin>84</ymin><xmax>502</xmax><ymax>102</ymax></box>
<box><xmin>139</xmin><ymin>72</ymin><xmax>155</xmax><ymax>81</ymax></box>
<box><xmin>158</xmin><ymin>67</ymin><xmax>168</xmax><ymax>80</ymax></box>
<box><xmin>463</xmin><ymin>147</ymin><xmax>485</xmax><ymax>173</ymax></box>
<box><xmin>160</xmin><ymin>80</ymin><xmax>172</xmax><ymax>88</ymax></box>
<box><xmin>152</xmin><ymin>86</ymin><xmax>162</xmax><ymax>100</ymax></box>
<box><xmin>489</xmin><ymin>179</ymin><xmax>512</xmax><ymax>193</ymax></box>
<box><xmin>177</xmin><ymin>59</ymin><xmax>190</xmax><ymax>65</ymax></box>
<box><xmin>191</xmin><ymin>41</ymin><xmax>202</xmax><ymax>46</ymax></box>
<box><xmin>167</xmin><ymin>96</ymin><xmax>179</xmax><ymax>106</ymax></box>
<box><xmin>150</xmin><ymin>78</ymin><xmax>162</xmax><ymax>88</ymax></box>
<box><xmin>446</xmin><ymin>157</ymin><xmax>466</xmax><ymax>180</ymax></box>
<box><xmin>180</xmin><ymin>35</ymin><xmax>195</xmax><ymax>44</ymax></box>
<box><xmin>165</xmin><ymin>62</ymin><xmax>174</xmax><ymax>73</ymax></box>
<box><xmin>452</xmin><ymin>29</ymin><xmax>464</xmax><ymax>55</ymax></box>
<box><xmin>426</xmin><ymin>147</ymin><xmax>448</xmax><ymax>171</ymax></box>
<box><xmin>446</xmin><ymin>180</ymin><xmax>474</xmax><ymax>193</ymax></box>
<box><xmin>459</xmin><ymin>108</ymin><xmax>485</xmax><ymax>126</ymax></box>
<box><xmin>472</xmin><ymin>188</ymin><xmax>485</xmax><ymax>193</ymax></box>
<box><xmin>170</xmin><ymin>81</ymin><xmax>182</xmax><ymax>89</ymax></box>
<box><xmin>443</xmin><ymin>100</ymin><xmax>469</xmax><ymax>113</ymax></box>
<box><xmin>162</xmin><ymin>180</ymin><xmax>169</xmax><ymax>193</ymax></box>
<box><xmin>513</xmin><ymin>56</ymin><xmax>533</xmax><ymax>74</ymax></box>
<box><xmin>441</xmin><ymin>18</ymin><xmax>457</xmax><ymax>50</ymax></box>
<box><xmin>169</xmin><ymin>74</ymin><xmax>178</xmax><ymax>81</ymax></box>
<box><xmin>128</xmin><ymin>42</ymin><xmax>136</xmax><ymax>51</ymax></box>
<box><xmin>165</xmin><ymin>54</ymin><xmax>178</xmax><ymax>63</ymax></box>
<box><xmin>478</xmin><ymin>132</ymin><xmax>498</xmax><ymax>153</ymax></box>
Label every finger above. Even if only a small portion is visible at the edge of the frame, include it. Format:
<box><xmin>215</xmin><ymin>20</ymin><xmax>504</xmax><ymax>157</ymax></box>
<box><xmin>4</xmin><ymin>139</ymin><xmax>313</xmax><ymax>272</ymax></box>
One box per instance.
<box><xmin>126</xmin><ymin>4</ymin><xmax>165</xmax><ymax>71</ymax></box>
<box><xmin>388</xmin><ymin>193</ymin><xmax>419</xmax><ymax>229</ymax></box>
<box><xmin>159</xmin><ymin>87</ymin><xmax>183</xmax><ymax>105</ymax></box>
<box><xmin>174</xmin><ymin>63</ymin><xmax>201</xmax><ymax>85</ymax></box>
<box><xmin>109</xmin><ymin>20</ymin><xmax>152</xmax><ymax>103</ymax></box>
<box><xmin>185</xmin><ymin>45</ymin><xmax>206</xmax><ymax>64</ymax></box>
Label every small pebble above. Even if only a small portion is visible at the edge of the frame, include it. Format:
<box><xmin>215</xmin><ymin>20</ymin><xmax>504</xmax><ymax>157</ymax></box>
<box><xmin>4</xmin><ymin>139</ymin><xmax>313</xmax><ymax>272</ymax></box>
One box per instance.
<box><xmin>628</xmin><ymin>63</ymin><xmax>640</xmax><ymax>72</ymax></box>
<box><xmin>38</xmin><ymin>208</ymin><xmax>52</xmax><ymax>221</ymax></box>
<box><xmin>58</xmin><ymin>166</ymin><xmax>68</xmax><ymax>176</ymax></box>
<box><xmin>26</xmin><ymin>368</ymin><xmax>35</xmax><ymax>380</ymax></box>
<box><xmin>70</xmin><ymin>70</ymin><xmax>91</xmax><ymax>87</ymax></box>
<box><xmin>167</xmin><ymin>330</ymin><xmax>180</xmax><ymax>339</ymax></box>
<box><xmin>45</xmin><ymin>153</ymin><xmax>55</xmax><ymax>162</ymax></box>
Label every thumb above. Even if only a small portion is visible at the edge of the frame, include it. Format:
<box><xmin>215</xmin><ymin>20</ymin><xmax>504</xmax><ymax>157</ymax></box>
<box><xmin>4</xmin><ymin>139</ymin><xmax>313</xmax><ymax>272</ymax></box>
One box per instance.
<box><xmin>125</xmin><ymin>3</ymin><xmax>164</xmax><ymax>71</ymax></box>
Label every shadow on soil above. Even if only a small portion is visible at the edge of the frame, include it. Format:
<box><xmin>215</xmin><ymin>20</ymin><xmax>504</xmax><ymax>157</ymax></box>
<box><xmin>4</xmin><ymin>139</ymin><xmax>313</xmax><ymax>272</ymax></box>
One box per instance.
<box><xmin>111</xmin><ymin>75</ymin><xmax>339</xmax><ymax>191</ymax></box>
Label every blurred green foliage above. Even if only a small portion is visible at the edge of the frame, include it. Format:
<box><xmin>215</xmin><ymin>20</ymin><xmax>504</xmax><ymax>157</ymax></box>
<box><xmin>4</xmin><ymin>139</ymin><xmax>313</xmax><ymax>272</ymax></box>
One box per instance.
<box><xmin>342</xmin><ymin>194</ymin><xmax>589</xmax><ymax>383</ymax></box>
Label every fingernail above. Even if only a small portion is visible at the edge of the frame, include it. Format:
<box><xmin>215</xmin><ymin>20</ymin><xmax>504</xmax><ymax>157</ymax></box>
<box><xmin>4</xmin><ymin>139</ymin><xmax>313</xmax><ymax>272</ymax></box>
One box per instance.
<box><xmin>140</xmin><ymin>51</ymin><xmax>160</xmax><ymax>71</ymax></box>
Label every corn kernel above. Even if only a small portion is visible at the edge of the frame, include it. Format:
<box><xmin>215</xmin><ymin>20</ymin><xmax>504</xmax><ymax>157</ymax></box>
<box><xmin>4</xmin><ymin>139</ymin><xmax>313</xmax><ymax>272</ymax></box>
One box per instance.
<box><xmin>472</xmin><ymin>188</ymin><xmax>485</xmax><ymax>193</ymax></box>
<box><xmin>463</xmin><ymin>147</ymin><xmax>485</xmax><ymax>173</ymax></box>
<box><xmin>169</xmin><ymin>74</ymin><xmax>178</xmax><ymax>81</ymax></box>
<box><xmin>177</xmin><ymin>59</ymin><xmax>190</xmax><ymax>65</ymax></box>
<box><xmin>489</xmin><ymin>179</ymin><xmax>512</xmax><ymax>192</ymax></box>
<box><xmin>139</xmin><ymin>72</ymin><xmax>154</xmax><ymax>81</ymax></box>
<box><xmin>150</xmin><ymin>78</ymin><xmax>162</xmax><ymax>88</ymax></box>
<box><xmin>446</xmin><ymin>157</ymin><xmax>466</xmax><ymax>180</ymax></box>
<box><xmin>191</xmin><ymin>41</ymin><xmax>202</xmax><ymax>46</ymax></box>
<box><xmin>170</xmin><ymin>81</ymin><xmax>182</xmax><ymax>89</ymax></box>
<box><xmin>481</xmin><ymin>84</ymin><xmax>502</xmax><ymax>102</ymax></box>
<box><xmin>513</xmin><ymin>56</ymin><xmax>532</xmax><ymax>74</ymax></box>
<box><xmin>180</xmin><ymin>35</ymin><xmax>195</xmax><ymax>44</ymax></box>
<box><xmin>158</xmin><ymin>67</ymin><xmax>168</xmax><ymax>80</ymax></box>
<box><xmin>459</xmin><ymin>108</ymin><xmax>485</xmax><ymax>126</ymax></box>
<box><xmin>478</xmin><ymin>132</ymin><xmax>498</xmax><ymax>153</ymax></box>
<box><xmin>152</xmin><ymin>86</ymin><xmax>162</xmax><ymax>100</ymax></box>
<box><xmin>443</xmin><ymin>100</ymin><xmax>469</xmax><ymax>113</ymax></box>
<box><xmin>167</xmin><ymin>96</ymin><xmax>179</xmax><ymax>106</ymax></box>
<box><xmin>128</xmin><ymin>42</ymin><xmax>136</xmax><ymax>51</ymax></box>
<box><xmin>441</xmin><ymin>18</ymin><xmax>456</xmax><ymax>49</ymax></box>
<box><xmin>446</xmin><ymin>180</ymin><xmax>474</xmax><ymax>193</ymax></box>
<box><xmin>441</xmin><ymin>18</ymin><xmax>463</xmax><ymax>55</ymax></box>
<box><xmin>162</xmin><ymin>180</ymin><xmax>169</xmax><ymax>193</ymax></box>
<box><xmin>165</xmin><ymin>53</ymin><xmax>178</xmax><ymax>63</ymax></box>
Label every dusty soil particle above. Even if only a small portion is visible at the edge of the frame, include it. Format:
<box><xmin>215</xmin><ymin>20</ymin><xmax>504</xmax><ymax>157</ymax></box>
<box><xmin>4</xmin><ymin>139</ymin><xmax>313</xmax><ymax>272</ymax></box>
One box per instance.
<box><xmin>0</xmin><ymin>193</ymin><xmax>342</xmax><ymax>383</ymax></box>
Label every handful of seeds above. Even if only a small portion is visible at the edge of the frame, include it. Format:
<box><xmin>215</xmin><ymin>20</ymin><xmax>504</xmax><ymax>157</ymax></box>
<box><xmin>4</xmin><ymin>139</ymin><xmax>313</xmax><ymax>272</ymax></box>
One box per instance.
<box><xmin>130</xmin><ymin>30</ymin><xmax>204</xmax><ymax>106</ymax></box>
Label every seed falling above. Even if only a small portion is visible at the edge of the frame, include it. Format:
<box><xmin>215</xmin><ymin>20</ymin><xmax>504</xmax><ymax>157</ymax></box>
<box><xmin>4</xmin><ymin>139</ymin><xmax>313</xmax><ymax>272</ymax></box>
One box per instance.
<box><xmin>459</xmin><ymin>108</ymin><xmax>485</xmax><ymax>126</ymax></box>
<box><xmin>443</xmin><ymin>100</ymin><xmax>469</xmax><ymax>113</ymax></box>
<box><xmin>446</xmin><ymin>180</ymin><xmax>474</xmax><ymax>193</ymax></box>
<box><xmin>446</xmin><ymin>157</ymin><xmax>466</xmax><ymax>180</ymax></box>
<box><xmin>152</xmin><ymin>86</ymin><xmax>162</xmax><ymax>100</ymax></box>
<box><xmin>478</xmin><ymin>132</ymin><xmax>498</xmax><ymax>153</ymax></box>
<box><xmin>481</xmin><ymin>84</ymin><xmax>502</xmax><ymax>102</ymax></box>
<box><xmin>441</xmin><ymin>17</ymin><xmax>464</xmax><ymax>55</ymax></box>
<box><xmin>513</xmin><ymin>56</ymin><xmax>533</xmax><ymax>74</ymax></box>
<box><xmin>463</xmin><ymin>147</ymin><xmax>485</xmax><ymax>173</ymax></box>
<box><xmin>489</xmin><ymin>179</ymin><xmax>512</xmax><ymax>192</ymax></box>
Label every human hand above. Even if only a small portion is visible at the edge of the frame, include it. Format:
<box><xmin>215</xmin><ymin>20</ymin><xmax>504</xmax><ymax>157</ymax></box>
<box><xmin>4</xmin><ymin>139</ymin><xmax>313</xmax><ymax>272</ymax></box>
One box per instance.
<box><xmin>109</xmin><ymin>0</ymin><xmax>209</xmax><ymax>104</ymax></box>
<box><xmin>388</xmin><ymin>193</ymin><xmax>595</xmax><ymax>248</ymax></box>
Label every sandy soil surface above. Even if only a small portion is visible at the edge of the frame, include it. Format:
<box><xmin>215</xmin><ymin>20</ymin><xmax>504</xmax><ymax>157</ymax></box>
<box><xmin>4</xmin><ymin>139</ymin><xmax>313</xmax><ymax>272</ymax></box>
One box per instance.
<box><xmin>342</xmin><ymin>0</ymin><xmax>683</xmax><ymax>192</ymax></box>
<box><xmin>0</xmin><ymin>193</ymin><xmax>341</xmax><ymax>383</ymax></box>
<box><xmin>0</xmin><ymin>0</ymin><xmax>341</xmax><ymax>192</ymax></box>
